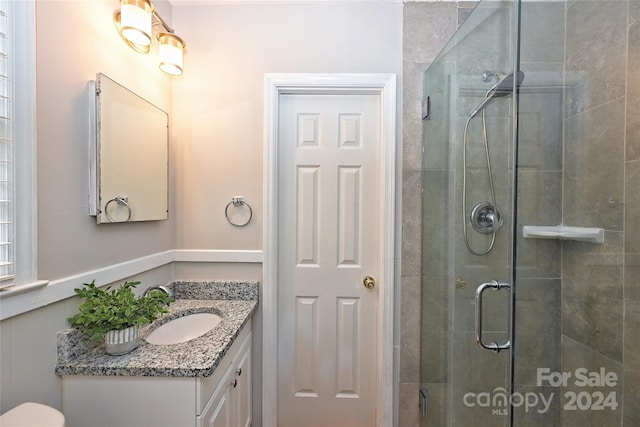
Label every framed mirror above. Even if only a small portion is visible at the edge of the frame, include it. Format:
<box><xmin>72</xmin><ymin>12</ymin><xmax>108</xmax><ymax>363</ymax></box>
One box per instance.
<box><xmin>88</xmin><ymin>73</ymin><xmax>169</xmax><ymax>224</ymax></box>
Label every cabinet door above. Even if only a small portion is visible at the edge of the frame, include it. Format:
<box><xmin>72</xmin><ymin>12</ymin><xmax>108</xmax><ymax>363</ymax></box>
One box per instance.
<box><xmin>199</xmin><ymin>365</ymin><xmax>234</xmax><ymax>427</ymax></box>
<box><xmin>234</xmin><ymin>333</ymin><xmax>252</xmax><ymax>427</ymax></box>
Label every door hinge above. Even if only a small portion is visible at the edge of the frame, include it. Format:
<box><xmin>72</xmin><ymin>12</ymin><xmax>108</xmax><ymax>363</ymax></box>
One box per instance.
<box><xmin>422</xmin><ymin>96</ymin><xmax>431</xmax><ymax>120</ymax></box>
<box><xmin>419</xmin><ymin>388</ymin><xmax>428</xmax><ymax>418</ymax></box>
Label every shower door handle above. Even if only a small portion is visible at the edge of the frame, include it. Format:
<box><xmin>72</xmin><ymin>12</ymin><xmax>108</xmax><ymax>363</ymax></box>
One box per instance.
<box><xmin>475</xmin><ymin>280</ymin><xmax>511</xmax><ymax>352</ymax></box>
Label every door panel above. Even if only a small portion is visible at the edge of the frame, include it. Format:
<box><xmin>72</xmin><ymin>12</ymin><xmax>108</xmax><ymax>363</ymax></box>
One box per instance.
<box><xmin>338</xmin><ymin>166</ymin><xmax>362</xmax><ymax>266</ymax></box>
<box><xmin>277</xmin><ymin>93</ymin><xmax>381</xmax><ymax>426</ymax></box>
<box><xmin>294</xmin><ymin>296</ymin><xmax>319</xmax><ymax>397</ymax></box>
<box><xmin>296</xmin><ymin>167</ymin><xmax>319</xmax><ymax>265</ymax></box>
<box><xmin>336</xmin><ymin>297</ymin><xmax>360</xmax><ymax>397</ymax></box>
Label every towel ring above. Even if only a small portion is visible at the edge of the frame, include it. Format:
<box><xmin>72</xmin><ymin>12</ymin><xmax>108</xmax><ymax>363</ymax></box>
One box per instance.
<box><xmin>104</xmin><ymin>196</ymin><xmax>132</xmax><ymax>223</ymax></box>
<box><xmin>225</xmin><ymin>196</ymin><xmax>252</xmax><ymax>227</ymax></box>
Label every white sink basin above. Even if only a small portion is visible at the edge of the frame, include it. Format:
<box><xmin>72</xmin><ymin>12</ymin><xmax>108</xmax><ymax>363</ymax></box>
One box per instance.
<box><xmin>145</xmin><ymin>312</ymin><xmax>222</xmax><ymax>345</ymax></box>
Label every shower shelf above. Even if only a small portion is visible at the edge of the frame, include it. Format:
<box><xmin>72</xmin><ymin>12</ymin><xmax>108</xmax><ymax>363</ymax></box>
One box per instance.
<box><xmin>522</xmin><ymin>225</ymin><xmax>604</xmax><ymax>244</ymax></box>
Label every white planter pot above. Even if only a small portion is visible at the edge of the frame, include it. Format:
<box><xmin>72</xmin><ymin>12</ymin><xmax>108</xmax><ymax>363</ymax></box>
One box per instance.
<box><xmin>104</xmin><ymin>326</ymin><xmax>139</xmax><ymax>356</ymax></box>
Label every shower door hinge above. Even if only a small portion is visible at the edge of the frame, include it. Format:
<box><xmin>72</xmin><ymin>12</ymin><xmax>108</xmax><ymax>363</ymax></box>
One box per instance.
<box><xmin>419</xmin><ymin>388</ymin><xmax>428</xmax><ymax>418</ymax></box>
<box><xmin>422</xmin><ymin>96</ymin><xmax>431</xmax><ymax>120</ymax></box>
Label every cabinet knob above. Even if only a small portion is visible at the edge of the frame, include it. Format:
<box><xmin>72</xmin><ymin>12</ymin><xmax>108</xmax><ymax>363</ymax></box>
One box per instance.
<box><xmin>236</xmin><ymin>368</ymin><xmax>242</xmax><ymax>377</ymax></box>
<box><xmin>231</xmin><ymin>379</ymin><xmax>238</xmax><ymax>388</ymax></box>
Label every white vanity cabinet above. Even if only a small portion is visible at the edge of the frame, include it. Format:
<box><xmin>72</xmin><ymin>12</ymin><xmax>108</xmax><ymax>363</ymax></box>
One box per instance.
<box><xmin>198</xmin><ymin>326</ymin><xmax>252</xmax><ymax>427</ymax></box>
<box><xmin>62</xmin><ymin>321</ymin><xmax>251</xmax><ymax>427</ymax></box>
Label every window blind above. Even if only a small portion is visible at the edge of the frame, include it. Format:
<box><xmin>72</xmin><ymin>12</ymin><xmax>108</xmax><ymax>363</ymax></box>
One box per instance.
<box><xmin>0</xmin><ymin>0</ymin><xmax>14</xmax><ymax>284</ymax></box>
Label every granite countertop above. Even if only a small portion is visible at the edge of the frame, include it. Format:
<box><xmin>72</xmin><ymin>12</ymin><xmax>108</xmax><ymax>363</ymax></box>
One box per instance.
<box><xmin>55</xmin><ymin>281</ymin><xmax>258</xmax><ymax>378</ymax></box>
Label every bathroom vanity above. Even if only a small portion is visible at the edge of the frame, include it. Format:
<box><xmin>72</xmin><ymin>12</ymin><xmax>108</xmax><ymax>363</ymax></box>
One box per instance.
<box><xmin>55</xmin><ymin>281</ymin><xmax>257</xmax><ymax>427</ymax></box>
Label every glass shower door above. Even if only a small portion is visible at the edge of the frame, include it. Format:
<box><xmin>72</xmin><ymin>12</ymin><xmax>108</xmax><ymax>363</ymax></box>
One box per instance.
<box><xmin>420</xmin><ymin>1</ymin><xmax>518</xmax><ymax>426</ymax></box>
<box><xmin>420</xmin><ymin>0</ymin><xmax>633</xmax><ymax>425</ymax></box>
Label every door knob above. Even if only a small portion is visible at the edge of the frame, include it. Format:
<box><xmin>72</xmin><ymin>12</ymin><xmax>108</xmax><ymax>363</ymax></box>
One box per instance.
<box><xmin>363</xmin><ymin>276</ymin><xmax>376</xmax><ymax>289</ymax></box>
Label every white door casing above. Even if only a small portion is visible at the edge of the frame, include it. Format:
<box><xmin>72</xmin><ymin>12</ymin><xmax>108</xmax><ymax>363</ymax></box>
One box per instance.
<box><xmin>263</xmin><ymin>74</ymin><xmax>396</xmax><ymax>427</ymax></box>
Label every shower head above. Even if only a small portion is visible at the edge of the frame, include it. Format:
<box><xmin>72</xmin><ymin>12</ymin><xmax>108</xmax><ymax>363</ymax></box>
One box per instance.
<box><xmin>469</xmin><ymin>71</ymin><xmax>525</xmax><ymax>118</ymax></box>
<box><xmin>490</xmin><ymin>70</ymin><xmax>525</xmax><ymax>97</ymax></box>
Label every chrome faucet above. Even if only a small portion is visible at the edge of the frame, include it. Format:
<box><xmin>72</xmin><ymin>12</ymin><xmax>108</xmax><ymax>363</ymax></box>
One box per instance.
<box><xmin>143</xmin><ymin>284</ymin><xmax>173</xmax><ymax>298</ymax></box>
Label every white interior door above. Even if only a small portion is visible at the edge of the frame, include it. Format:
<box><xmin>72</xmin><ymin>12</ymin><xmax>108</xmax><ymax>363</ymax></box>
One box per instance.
<box><xmin>277</xmin><ymin>92</ymin><xmax>381</xmax><ymax>426</ymax></box>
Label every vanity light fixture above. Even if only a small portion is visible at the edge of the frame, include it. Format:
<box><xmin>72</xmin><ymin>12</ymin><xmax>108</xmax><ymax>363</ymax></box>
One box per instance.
<box><xmin>114</xmin><ymin>0</ymin><xmax>187</xmax><ymax>75</ymax></box>
<box><xmin>157</xmin><ymin>32</ymin><xmax>185</xmax><ymax>76</ymax></box>
<box><xmin>119</xmin><ymin>0</ymin><xmax>153</xmax><ymax>48</ymax></box>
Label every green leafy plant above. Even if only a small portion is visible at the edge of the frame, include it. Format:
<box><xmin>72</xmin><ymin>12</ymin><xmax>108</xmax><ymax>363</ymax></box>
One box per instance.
<box><xmin>68</xmin><ymin>280</ymin><xmax>174</xmax><ymax>341</ymax></box>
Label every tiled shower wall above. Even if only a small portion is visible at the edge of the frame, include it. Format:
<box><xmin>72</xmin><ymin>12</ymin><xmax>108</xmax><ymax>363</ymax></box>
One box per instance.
<box><xmin>516</xmin><ymin>2</ymin><xmax>640</xmax><ymax>425</ymax></box>
<box><xmin>624</xmin><ymin>4</ymin><xmax>640</xmax><ymax>425</ymax></box>
<box><xmin>560</xmin><ymin>2</ymin><xmax>640</xmax><ymax>425</ymax></box>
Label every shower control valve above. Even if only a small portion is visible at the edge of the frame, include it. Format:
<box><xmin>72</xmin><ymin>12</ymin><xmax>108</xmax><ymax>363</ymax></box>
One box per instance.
<box><xmin>470</xmin><ymin>202</ymin><xmax>503</xmax><ymax>234</ymax></box>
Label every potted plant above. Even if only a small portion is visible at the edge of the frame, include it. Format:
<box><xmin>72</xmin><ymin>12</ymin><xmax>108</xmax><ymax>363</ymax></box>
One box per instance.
<box><xmin>68</xmin><ymin>280</ymin><xmax>174</xmax><ymax>355</ymax></box>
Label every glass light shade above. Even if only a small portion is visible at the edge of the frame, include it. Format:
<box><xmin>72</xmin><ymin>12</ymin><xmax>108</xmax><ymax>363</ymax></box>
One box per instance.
<box><xmin>157</xmin><ymin>33</ymin><xmax>185</xmax><ymax>76</ymax></box>
<box><xmin>120</xmin><ymin>0</ymin><xmax>153</xmax><ymax>47</ymax></box>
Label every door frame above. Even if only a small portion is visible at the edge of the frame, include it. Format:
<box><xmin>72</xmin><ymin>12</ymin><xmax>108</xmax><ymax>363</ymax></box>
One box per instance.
<box><xmin>263</xmin><ymin>73</ymin><xmax>396</xmax><ymax>426</ymax></box>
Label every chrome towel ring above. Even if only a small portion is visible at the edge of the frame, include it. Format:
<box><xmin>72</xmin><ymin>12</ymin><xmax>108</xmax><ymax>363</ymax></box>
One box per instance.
<box><xmin>225</xmin><ymin>196</ymin><xmax>252</xmax><ymax>227</ymax></box>
<box><xmin>104</xmin><ymin>196</ymin><xmax>132</xmax><ymax>222</ymax></box>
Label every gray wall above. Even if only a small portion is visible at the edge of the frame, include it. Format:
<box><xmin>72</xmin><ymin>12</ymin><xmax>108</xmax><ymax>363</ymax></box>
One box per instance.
<box><xmin>170</xmin><ymin>4</ymin><xmax>402</xmax><ymax>426</ymax></box>
<box><xmin>625</xmin><ymin>4</ymin><xmax>640</xmax><ymax>425</ymax></box>
<box><xmin>1</xmin><ymin>1</ymin><xmax>403</xmax><ymax>422</ymax></box>
<box><xmin>560</xmin><ymin>2</ymin><xmax>639</xmax><ymax>425</ymax></box>
<box><xmin>35</xmin><ymin>0</ymin><xmax>175</xmax><ymax>281</ymax></box>
<box><xmin>171</xmin><ymin>2</ymin><xmax>403</xmax><ymax>251</ymax></box>
<box><xmin>520</xmin><ymin>2</ymin><xmax>640</xmax><ymax>425</ymax></box>
<box><xmin>2</xmin><ymin>0</ymin><xmax>176</xmax><ymax>414</ymax></box>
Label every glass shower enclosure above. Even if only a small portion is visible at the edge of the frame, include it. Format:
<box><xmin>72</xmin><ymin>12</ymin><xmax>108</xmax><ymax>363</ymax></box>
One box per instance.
<box><xmin>419</xmin><ymin>0</ymin><xmax>635</xmax><ymax>425</ymax></box>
